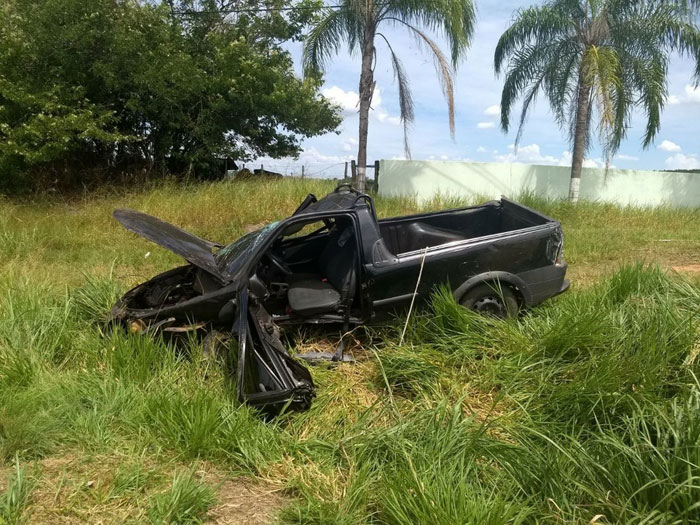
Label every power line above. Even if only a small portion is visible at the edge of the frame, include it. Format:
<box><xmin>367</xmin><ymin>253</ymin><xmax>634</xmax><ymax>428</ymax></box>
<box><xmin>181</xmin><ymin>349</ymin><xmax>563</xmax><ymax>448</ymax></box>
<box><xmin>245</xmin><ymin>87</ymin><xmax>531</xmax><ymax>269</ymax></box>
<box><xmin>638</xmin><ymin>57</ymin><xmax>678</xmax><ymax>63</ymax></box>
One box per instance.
<box><xmin>172</xmin><ymin>4</ymin><xmax>344</xmax><ymax>16</ymax></box>
<box><xmin>306</xmin><ymin>161</ymin><xmax>346</xmax><ymax>176</ymax></box>
<box><xmin>173</xmin><ymin>2</ymin><xmax>390</xmax><ymax>16</ymax></box>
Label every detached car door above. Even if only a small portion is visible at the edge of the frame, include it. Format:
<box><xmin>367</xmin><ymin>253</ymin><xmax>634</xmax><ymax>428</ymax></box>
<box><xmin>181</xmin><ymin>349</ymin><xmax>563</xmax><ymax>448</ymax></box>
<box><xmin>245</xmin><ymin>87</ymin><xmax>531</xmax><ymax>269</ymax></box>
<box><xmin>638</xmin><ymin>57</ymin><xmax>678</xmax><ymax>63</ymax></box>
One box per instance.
<box><xmin>234</xmin><ymin>289</ymin><xmax>315</xmax><ymax>413</ymax></box>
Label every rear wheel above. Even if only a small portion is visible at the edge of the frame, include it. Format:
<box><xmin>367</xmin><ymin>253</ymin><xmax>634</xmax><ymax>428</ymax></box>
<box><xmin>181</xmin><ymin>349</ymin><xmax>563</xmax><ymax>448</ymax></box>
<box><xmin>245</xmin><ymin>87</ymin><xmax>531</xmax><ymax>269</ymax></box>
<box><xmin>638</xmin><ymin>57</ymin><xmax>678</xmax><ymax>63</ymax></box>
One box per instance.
<box><xmin>460</xmin><ymin>284</ymin><xmax>519</xmax><ymax>318</ymax></box>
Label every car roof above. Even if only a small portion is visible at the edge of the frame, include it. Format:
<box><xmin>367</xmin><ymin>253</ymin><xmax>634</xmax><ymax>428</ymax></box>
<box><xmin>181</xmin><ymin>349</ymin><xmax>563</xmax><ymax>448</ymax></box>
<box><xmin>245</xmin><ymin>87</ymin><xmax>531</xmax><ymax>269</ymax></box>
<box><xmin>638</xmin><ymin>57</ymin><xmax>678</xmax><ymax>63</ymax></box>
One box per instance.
<box><xmin>296</xmin><ymin>189</ymin><xmax>371</xmax><ymax>216</ymax></box>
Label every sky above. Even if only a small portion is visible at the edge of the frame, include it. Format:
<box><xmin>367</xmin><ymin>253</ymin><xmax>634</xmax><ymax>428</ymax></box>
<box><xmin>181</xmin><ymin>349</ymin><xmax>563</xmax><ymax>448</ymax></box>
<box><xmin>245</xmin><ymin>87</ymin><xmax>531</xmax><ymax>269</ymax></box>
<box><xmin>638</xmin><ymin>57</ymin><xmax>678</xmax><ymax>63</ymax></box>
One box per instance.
<box><xmin>255</xmin><ymin>1</ymin><xmax>700</xmax><ymax>178</ymax></box>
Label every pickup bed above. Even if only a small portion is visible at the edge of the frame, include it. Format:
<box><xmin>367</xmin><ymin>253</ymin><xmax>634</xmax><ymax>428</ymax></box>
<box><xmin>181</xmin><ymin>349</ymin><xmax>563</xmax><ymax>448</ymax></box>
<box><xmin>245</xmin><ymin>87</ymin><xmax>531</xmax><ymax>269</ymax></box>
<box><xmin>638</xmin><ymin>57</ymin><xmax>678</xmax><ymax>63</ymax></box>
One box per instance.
<box><xmin>368</xmin><ymin>196</ymin><xmax>569</xmax><ymax>315</ymax></box>
<box><xmin>111</xmin><ymin>185</ymin><xmax>569</xmax><ymax>411</ymax></box>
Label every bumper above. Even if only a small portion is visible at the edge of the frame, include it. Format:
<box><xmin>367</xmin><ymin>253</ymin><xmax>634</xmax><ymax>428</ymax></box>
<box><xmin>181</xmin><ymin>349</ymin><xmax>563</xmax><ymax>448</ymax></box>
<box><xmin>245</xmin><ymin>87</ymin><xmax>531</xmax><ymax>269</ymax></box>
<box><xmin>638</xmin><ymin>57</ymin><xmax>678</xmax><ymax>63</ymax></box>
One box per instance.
<box><xmin>518</xmin><ymin>262</ymin><xmax>569</xmax><ymax>305</ymax></box>
<box><xmin>557</xmin><ymin>278</ymin><xmax>571</xmax><ymax>296</ymax></box>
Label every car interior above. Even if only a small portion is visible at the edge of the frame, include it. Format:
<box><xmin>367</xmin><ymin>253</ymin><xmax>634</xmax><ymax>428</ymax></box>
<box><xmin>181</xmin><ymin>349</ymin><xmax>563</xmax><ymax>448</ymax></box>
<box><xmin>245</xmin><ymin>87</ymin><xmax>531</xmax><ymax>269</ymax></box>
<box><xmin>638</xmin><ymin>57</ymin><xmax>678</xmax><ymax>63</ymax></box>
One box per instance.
<box><xmin>253</xmin><ymin>216</ymin><xmax>360</xmax><ymax>320</ymax></box>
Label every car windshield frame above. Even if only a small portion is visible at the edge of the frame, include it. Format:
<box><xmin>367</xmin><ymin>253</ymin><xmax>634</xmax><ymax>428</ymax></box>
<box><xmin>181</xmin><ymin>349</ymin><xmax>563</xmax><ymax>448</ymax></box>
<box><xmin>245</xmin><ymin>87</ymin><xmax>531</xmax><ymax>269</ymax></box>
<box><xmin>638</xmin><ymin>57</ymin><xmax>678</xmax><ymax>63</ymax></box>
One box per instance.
<box><xmin>215</xmin><ymin>222</ymin><xmax>279</xmax><ymax>278</ymax></box>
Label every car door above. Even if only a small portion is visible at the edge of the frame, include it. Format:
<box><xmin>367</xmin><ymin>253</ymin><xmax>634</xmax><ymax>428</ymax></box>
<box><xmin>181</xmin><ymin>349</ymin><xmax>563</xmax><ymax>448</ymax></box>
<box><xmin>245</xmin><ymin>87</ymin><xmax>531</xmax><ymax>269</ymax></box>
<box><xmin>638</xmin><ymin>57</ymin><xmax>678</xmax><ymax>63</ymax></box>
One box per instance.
<box><xmin>233</xmin><ymin>288</ymin><xmax>315</xmax><ymax>412</ymax></box>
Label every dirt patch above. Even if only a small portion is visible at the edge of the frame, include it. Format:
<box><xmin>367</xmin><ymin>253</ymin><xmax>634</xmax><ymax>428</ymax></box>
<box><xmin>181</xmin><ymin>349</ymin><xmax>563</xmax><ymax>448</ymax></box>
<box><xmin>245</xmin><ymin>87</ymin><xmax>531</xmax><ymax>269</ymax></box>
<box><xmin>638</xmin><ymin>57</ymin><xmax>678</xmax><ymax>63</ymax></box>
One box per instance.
<box><xmin>5</xmin><ymin>453</ymin><xmax>287</xmax><ymax>525</ymax></box>
<box><xmin>16</xmin><ymin>453</ymin><xmax>149</xmax><ymax>524</ymax></box>
<box><xmin>244</xmin><ymin>222</ymin><xmax>267</xmax><ymax>233</ymax></box>
<box><xmin>206</xmin><ymin>477</ymin><xmax>285</xmax><ymax>525</ymax></box>
<box><xmin>672</xmin><ymin>264</ymin><xmax>700</xmax><ymax>273</ymax></box>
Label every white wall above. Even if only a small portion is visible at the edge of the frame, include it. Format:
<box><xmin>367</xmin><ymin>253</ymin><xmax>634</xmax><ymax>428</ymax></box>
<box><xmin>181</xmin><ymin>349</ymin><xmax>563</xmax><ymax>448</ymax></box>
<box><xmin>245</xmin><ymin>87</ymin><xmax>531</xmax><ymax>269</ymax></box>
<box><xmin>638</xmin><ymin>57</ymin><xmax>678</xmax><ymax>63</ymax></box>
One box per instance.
<box><xmin>378</xmin><ymin>160</ymin><xmax>700</xmax><ymax>208</ymax></box>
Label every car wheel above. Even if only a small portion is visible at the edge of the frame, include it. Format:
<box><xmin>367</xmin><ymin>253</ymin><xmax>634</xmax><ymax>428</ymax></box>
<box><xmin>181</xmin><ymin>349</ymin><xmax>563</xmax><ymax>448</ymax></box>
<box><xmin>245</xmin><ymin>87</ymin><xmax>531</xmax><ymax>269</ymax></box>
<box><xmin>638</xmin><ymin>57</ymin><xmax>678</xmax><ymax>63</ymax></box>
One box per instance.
<box><xmin>460</xmin><ymin>284</ymin><xmax>519</xmax><ymax>318</ymax></box>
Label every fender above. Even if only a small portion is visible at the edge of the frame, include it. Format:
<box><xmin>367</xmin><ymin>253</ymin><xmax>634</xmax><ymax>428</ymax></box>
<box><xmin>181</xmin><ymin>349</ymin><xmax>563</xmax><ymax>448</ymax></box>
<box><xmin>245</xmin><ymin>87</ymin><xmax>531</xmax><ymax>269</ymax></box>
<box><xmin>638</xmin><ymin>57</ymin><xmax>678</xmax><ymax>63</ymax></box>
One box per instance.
<box><xmin>453</xmin><ymin>271</ymin><xmax>533</xmax><ymax>305</ymax></box>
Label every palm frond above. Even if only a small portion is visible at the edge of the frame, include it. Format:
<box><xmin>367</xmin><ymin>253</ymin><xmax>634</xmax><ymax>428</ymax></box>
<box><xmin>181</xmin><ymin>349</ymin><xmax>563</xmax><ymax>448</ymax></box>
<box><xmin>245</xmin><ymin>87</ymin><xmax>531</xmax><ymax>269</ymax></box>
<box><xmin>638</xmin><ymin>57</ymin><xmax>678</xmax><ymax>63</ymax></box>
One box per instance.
<box><xmin>625</xmin><ymin>51</ymin><xmax>667</xmax><ymax>148</ymax></box>
<box><xmin>499</xmin><ymin>41</ymin><xmax>565</xmax><ymax>133</ymax></box>
<box><xmin>606</xmin><ymin>68</ymin><xmax>632</xmax><ymax>161</ymax></box>
<box><xmin>610</xmin><ymin>1</ymin><xmax>700</xmax><ymax>79</ymax></box>
<box><xmin>377</xmin><ymin>32</ymin><xmax>415</xmax><ymax>158</ymax></box>
<box><xmin>302</xmin><ymin>6</ymin><xmax>361</xmax><ymax>77</ymax></box>
<box><xmin>582</xmin><ymin>45</ymin><xmax>622</xmax><ymax>170</ymax></box>
<box><xmin>494</xmin><ymin>4</ymin><xmax>573</xmax><ymax>75</ymax></box>
<box><xmin>380</xmin><ymin>0</ymin><xmax>476</xmax><ymax>67</ymax></box>
<box><xmin>405</xmin><ymin>23</ymin><xmax>456</xmax><ymax>137</ymax></box>
<box><xmin>583</xmin><ymin>45</ymin><xmax>620</xmax><ymax>132</ymax></box>
<box><xmin>545</xmin><ymin>41</ymin><xmax>582</xmax><ymax>129</ymax></box>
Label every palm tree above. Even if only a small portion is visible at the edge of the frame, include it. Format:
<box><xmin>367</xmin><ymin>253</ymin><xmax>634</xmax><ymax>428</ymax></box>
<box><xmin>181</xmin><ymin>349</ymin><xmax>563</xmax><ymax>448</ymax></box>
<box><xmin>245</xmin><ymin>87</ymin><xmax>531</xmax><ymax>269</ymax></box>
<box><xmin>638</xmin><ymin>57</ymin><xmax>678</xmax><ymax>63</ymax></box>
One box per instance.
<box><xmin>495</xmin><ymin>0</ymin><xmax>700</xmax><ymax>202</ymax></box>
<box><xmin>304</xmin><ymin>0</ymin><xmax>476</xmax><ymax>192</ymax></box>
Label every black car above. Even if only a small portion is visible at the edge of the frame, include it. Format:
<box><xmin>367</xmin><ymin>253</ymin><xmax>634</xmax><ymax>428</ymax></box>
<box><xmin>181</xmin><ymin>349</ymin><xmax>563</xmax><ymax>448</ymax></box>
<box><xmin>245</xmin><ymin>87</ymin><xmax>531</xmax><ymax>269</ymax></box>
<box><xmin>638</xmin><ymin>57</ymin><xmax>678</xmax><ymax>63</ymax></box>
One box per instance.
<box><xmin>111</xmin><ymin>185</ymin><xmax>569</xmax><ymax>412</ymax></box>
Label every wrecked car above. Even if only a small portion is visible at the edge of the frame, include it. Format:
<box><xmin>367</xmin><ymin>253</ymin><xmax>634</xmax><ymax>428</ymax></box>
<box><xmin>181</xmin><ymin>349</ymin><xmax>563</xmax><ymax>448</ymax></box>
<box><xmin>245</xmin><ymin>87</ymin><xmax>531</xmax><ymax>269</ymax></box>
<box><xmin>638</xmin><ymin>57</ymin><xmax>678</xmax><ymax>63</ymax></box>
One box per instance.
<box><xmin>110</xmin><ymin>184</ymin><xmax>569</xmax><ymax>412</ymax></box>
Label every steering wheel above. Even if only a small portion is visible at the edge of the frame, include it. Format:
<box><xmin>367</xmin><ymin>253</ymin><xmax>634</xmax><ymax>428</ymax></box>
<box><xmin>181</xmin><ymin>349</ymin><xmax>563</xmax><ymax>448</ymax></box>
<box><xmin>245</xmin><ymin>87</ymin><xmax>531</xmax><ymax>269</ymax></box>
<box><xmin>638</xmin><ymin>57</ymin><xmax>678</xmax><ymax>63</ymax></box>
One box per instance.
<box><xmin>264</xmin><ymin>251</ymin><xmax>292</xmax><ymax>275</ymax></box>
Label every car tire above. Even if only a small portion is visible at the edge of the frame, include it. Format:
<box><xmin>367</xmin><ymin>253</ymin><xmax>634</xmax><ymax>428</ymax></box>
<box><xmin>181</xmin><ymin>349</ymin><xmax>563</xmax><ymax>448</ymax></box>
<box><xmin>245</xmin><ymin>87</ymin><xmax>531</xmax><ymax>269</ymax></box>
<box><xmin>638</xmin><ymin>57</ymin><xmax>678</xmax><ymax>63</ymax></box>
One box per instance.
<box><xmin>459</xmin><ymin>283</ymin><xmax>519</xmax><ymax>318</ymax></box>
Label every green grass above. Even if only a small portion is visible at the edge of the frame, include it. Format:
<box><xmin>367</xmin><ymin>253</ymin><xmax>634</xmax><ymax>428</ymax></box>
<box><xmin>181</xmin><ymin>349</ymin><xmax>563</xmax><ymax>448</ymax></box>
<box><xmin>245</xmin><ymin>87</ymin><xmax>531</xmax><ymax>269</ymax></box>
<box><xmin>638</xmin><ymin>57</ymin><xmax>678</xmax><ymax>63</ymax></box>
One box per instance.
<box><xmin>0</xmin><ymin>177</ymin><xmax>699</xmax><ymax>523</ymax></box>
<box><xmin>0</xmin><ymin>457</ymin><xmax>35</xmax><ymax>524</ymax></box>
<box><xmin>147</xmin><ymin>469</ymin><xmax>217</xmax><ymax>524</ymax></box>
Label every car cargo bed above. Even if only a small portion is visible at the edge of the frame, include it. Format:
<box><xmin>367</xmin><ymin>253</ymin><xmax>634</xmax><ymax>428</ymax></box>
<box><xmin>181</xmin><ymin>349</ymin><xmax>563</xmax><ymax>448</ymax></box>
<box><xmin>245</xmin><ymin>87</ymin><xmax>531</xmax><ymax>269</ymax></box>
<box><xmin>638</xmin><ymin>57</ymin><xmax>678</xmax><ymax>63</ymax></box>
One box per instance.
<box><xmin>378</xmin><ymin>199</ymin><xmax>551</xmax><ymax>255</ymax></box>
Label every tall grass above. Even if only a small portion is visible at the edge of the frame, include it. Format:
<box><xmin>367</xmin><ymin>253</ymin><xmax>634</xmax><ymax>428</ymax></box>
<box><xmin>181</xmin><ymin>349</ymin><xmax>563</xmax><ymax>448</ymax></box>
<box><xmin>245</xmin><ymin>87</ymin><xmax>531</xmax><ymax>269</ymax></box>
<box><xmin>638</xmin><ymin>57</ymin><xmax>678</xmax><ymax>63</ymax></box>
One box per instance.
<box><xmin>278</xmin><ymin>265</ymin><xmax>700</xmax><ymax>523</ymax></box>
<box><xmin>0</xmin><ymin>457</ymin><xmax>35</xmax><ymax>525</ymax></box>
<box><xmin>147</xmin><ymin>469</ymin><xmax>216</xmax><ymax>524</ymax></box>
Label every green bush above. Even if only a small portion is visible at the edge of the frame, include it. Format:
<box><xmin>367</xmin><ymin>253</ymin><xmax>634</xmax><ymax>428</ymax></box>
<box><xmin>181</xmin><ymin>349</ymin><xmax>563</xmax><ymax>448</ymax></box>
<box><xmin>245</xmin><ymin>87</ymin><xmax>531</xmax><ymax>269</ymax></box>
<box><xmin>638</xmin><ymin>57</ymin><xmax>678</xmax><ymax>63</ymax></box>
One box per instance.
<box><xmin>0</xmin><ymin>0</ymin><xmax>339</xmax><ymax>191</ymax></box>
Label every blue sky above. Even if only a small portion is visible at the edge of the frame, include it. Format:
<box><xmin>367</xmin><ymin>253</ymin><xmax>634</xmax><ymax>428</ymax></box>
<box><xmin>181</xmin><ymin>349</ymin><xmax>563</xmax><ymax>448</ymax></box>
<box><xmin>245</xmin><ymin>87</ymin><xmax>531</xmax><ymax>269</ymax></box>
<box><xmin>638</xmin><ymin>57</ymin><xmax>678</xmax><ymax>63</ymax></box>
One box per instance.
<box><xmin>256</xmin><ymin>1</ymin><xmax>700</xmax><ymax>178</ymax></box>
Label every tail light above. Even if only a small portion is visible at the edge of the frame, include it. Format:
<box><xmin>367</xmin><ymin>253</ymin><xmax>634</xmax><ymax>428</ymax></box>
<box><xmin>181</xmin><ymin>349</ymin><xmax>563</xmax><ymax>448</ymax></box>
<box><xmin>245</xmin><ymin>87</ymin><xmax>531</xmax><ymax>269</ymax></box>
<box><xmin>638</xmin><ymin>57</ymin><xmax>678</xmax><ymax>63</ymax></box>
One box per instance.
<box><xmin>547</xmin><ymin>227</ymin><xmax>564</xmax><ymax>265</ymax></box>
<box><xmin>555</xmin><ymin>233</ymin><xmax>564</xmax><ymax>265</ymax></box>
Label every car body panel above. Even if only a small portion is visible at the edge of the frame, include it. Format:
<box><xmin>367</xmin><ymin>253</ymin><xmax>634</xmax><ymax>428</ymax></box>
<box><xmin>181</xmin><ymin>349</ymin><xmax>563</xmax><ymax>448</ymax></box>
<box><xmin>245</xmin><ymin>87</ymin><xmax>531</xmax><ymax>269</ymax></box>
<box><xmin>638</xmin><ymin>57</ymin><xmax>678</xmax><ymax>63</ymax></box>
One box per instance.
<box><xmin>235</xmin><ymin>289</ymin><xmax>315</xmax><ymax>411</ymax></box>
<box><xmin>114</xmin><ymin>209</ymin><xmax>226</xmax><ymax>282</ymax></box>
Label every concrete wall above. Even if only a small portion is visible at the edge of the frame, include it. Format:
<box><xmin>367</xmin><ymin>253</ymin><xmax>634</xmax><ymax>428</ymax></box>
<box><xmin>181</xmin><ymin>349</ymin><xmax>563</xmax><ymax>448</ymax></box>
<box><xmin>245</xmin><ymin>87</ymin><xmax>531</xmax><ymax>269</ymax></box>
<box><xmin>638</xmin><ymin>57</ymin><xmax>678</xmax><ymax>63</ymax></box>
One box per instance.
<box><xmin>378</xmin><ymin>160</ymin><xmax>700</xmax><ymax>208</ymax></box>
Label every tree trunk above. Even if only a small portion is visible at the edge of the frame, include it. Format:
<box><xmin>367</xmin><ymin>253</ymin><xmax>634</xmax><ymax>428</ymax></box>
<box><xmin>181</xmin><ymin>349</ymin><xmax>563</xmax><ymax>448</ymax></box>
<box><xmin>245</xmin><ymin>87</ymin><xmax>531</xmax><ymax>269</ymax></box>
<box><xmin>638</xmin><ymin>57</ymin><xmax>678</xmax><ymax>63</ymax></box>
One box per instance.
<box><xmin>569</xmin><ymin>68</ymin><xmax>592</xmax><ymax>203</ymax></box>
<box><xmin>356</xmin><ymin>18</ymin><xmax>375</xmax><ymax>193</ymax></box>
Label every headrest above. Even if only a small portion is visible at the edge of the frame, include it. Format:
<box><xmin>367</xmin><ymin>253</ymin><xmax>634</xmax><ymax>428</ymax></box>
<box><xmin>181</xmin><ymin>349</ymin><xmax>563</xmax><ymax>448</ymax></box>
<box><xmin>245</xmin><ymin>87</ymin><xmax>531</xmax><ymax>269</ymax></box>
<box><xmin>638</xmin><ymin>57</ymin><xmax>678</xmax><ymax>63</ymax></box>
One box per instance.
<box><xmin>338</xmin><ymin>227</ymin><xmax>353</xmax><ymax>247</ymax></box>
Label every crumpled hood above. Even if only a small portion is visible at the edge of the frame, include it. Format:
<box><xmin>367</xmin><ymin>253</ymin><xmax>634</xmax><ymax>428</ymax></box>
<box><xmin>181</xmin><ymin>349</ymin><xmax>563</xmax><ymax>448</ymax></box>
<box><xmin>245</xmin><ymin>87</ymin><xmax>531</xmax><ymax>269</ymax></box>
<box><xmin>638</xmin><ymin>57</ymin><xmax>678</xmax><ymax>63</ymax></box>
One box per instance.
<box><xmin>113</xmin><ymin>209</ymin><xmax>230</xmax><ymax>282</ymax></box>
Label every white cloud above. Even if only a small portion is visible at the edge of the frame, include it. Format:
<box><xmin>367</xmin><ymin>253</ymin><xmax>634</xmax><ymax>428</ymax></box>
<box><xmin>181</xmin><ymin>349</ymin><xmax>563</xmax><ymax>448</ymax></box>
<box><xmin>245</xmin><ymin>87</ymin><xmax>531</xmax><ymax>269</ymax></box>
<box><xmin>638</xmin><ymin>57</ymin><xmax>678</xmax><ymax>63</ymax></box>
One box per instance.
<box><xmin>495</xmin><ymin>143</ymin><xmax>558</xmax><ymax>164</ymax></box>
<box><xmin>665</xmin><ymin>153</ymin><xmax>700</xmax><ymax>170</ymax></box>
<box><xmin>476</xmin><ymin>146</ymin><xmax>487</xmax><ymax>153</ymax></box>
<box><xmin>322</xmin><ymin>85</ymin><xmax>401</xmax><ymax>126</ymax></box>
<box><xmin>376</xmin><ymin>113</ymin><xmax>402</xmax><ymax>126</ymax></box>
<box><xmin>484</xmin><ymin>105</ymin><xmax>500</xmax><ymax>116</ymax></box>
<box><xmin>341</xmin><ymin>137</ymin><xmax>358</xmax><ymax>152</ymax></box>
<box><xmin>557</xmin><ymin>151</ymin><xmax>601</xmax><ymax>168</ymax></box>
<box><xmin>615</xmin><ymin>154</ymin><xmax>639</xmax><ymax>161</ymax></box>
<box><xmin>295</xmin><ymin>148</ymin><xmax>354</xmax><ymax>164</ymax></box>
<box><xmin>322</xmin><ymin>86</ymin><xmax>359</xmax><ymax>114</ymax></box>
<box><xmin>659</xmin><ymin>140</ymin><xmax>682</xmax><ymax>152</ymax></box>
<box><xmin>685</xmin><ymin>85</ymin><xmax>700</xmax><ymax>102</ymax></box>
<box><xmin>256</xmin><ymin>147</ymin><xmax>353</xmax><ymax>169</ymax></box>
<box><xmin>494</xmin><ymin>144</ymin><xmax>604</xmax><ymax>168</ymax></box>
<box><xmin>668</xmin><ymin>84</ymin><xmax>700</xmax><ymax>105</ymax></box>
<box><xmin>477</xmin><ymin>122</ymin><xmax>496</xmax><ymax>129</ymax></box>
<box><xmin>426</xmin><ymin>154</ymin><xmax>471</xmax><ymax>162</ymax></box>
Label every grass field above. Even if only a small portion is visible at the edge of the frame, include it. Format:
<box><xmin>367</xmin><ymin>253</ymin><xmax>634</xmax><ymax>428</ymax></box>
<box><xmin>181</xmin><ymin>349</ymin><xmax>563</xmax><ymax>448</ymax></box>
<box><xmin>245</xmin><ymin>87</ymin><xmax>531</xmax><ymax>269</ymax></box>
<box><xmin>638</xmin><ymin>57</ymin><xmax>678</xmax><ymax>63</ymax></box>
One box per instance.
<box><xmin>1</xmin><ymin>177</ymin><xmax>700</xmax><ymax>523</ymax></box>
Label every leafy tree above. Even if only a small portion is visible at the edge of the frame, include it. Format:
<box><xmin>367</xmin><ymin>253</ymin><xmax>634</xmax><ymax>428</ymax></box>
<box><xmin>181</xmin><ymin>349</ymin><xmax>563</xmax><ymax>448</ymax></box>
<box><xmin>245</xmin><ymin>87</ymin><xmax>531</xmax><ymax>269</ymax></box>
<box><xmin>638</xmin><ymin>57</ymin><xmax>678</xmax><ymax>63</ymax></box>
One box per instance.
<box><xmin>495</xmin><ymin>0</ymin><xmax>700</xmax><ymax>202</ymax></box>
<box><xmin>0</xmin><ymin>0</ymin><xmax>340</xmax><ymax>191</ymax></box>
<box><xmin>303</xmin><ymin>0</ymin><xmax>476</xmax><ymax>192</ymax></box>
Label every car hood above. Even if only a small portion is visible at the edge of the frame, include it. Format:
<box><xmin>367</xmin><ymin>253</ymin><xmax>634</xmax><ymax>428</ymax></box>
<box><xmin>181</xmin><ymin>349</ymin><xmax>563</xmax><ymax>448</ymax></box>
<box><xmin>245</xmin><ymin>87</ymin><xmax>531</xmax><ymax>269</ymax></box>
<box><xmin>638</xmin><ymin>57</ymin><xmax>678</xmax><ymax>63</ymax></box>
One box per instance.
<box><xmin>113</xmin><ymin>209</ymin><xmax>230</xmax><ymax>282</ymax></box>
